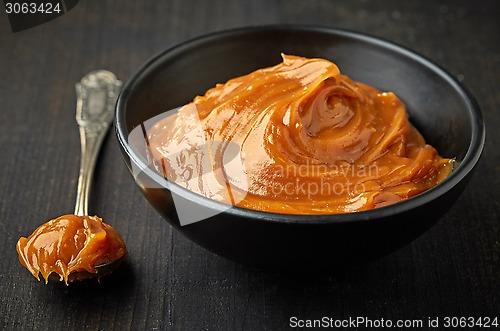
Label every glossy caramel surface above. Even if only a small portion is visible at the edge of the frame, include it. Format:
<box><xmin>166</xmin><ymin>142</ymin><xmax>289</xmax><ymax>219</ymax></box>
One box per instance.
<box><xmin>147</xmin><ymin>55</ymin><xmax>454</xmax><ymax>214</ymax></box>
<box><xmin>16</xmin><ymin>214</ymin><xmax>127</xmax><ymax>284</ymax></box>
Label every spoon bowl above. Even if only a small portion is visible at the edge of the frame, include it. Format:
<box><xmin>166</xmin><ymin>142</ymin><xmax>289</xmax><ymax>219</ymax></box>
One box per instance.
<box><xmin>48</xmin><ymin>254</ymin><xmax>127</xmax><ymax>282</ymax></box>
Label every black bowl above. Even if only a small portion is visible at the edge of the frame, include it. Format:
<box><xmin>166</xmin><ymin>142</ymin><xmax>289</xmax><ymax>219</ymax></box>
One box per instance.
<box><xmin>115</xmin><ymin>25</ymin><xmax>484</xmax><ymax>270</ymax></box>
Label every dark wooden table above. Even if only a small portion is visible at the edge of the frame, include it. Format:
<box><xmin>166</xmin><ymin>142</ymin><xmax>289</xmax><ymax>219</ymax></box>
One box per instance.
<box><xmin>1</xmin><ymin>1</ymin><xmax>498</xmax><ymax>330</ymax></box>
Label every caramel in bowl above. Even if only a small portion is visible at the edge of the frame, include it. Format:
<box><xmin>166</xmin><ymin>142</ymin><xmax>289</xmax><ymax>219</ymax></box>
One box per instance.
<box><xmin>147</xmin><ymin>55</ymin><xmax>454</xmax><ymax>215</ymax></box>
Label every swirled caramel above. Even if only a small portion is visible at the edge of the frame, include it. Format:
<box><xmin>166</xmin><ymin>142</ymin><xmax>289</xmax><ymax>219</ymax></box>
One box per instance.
<box><xmin>147</xmin><ymin>55</ymin><xmax>454</xmax><ymax>214</ymax></box>
<box><xmin>16</xmin><ymin>215</ymin><xmax>127</xmax><ymax>284</ymax></box>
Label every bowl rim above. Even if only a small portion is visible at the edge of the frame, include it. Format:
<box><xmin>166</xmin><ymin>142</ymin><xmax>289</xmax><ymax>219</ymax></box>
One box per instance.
<box><xmin>115</xmin><ymin>24</ymin><xmax>485</xmax><ymax>225</ymax></box>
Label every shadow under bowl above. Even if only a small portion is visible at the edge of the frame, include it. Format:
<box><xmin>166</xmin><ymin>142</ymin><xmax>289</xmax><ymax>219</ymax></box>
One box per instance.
<box><xmin>115</xmin><ymin>25</ymin><xmax>484</xmax><ymax>270</ymax></box>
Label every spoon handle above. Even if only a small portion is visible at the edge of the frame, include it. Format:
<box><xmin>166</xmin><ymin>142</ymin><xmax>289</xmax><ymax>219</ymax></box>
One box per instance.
<box><xmin>74</xmin><ymin>71</ymin><xmax>122</xmax><ymax>216</ymax></box>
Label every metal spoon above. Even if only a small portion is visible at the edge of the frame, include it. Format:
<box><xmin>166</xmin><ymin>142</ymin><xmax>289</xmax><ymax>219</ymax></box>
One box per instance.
<box><xmin>49</xmin><ymin>70</ymin><xmax>124</xmax><ymax>282</ymax></box>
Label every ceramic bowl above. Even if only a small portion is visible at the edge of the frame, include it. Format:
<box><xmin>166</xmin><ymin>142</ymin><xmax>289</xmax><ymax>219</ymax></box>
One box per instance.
<box><xmin>115</xmin><ymin>25</ymin><xmax>484</xmax><ymax>269</ymax></box>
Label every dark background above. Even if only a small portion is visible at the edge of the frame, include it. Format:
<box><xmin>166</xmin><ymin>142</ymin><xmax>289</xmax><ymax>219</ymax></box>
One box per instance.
<box><xmin>0</xmin><ymin>1</ymin><xmax>498</xmax><ymax>330</ymax></box>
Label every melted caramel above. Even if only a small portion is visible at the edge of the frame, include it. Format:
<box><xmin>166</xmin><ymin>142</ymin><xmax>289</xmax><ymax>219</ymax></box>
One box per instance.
<box><xmin>147</xmin><ymin>55</ymin><xmax>454</xmax><ymax>214</ymax></box>
<box><xmin>16</xmin><ymin>215</ymin><xmax>127</xmax><ymax>284</ymax></box>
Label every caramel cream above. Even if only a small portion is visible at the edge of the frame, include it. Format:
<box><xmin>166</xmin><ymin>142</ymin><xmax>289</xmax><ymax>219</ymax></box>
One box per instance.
<box><xmin>147</xmin><ymin>54</ymin><xmax>454</xmax><ymax>214</ymax></box>
<box><xmin>16</xmin><ymin>215</ymin><xmax>127</xmax><ymax>284</ymax></box>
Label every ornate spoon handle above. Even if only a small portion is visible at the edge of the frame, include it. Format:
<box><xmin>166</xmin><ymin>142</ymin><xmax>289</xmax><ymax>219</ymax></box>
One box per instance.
<box><xmin>74</xmin><ymin>71</ymin><xmax>122</xmax><ymax>216</ymax></box>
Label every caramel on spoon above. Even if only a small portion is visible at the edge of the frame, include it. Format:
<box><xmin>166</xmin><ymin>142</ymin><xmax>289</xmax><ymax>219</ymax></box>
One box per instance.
<box><xmin>16</xmin><ymin>71</ymin><xmax>126</xmax><ymax>285</ymax></box>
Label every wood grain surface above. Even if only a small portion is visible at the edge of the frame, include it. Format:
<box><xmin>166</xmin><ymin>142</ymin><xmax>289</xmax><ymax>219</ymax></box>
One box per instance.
<box><xmin>0</xmin><ymin>1</ymin><xmax>498</xmax><ymax>330</ymax></box>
